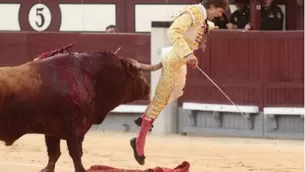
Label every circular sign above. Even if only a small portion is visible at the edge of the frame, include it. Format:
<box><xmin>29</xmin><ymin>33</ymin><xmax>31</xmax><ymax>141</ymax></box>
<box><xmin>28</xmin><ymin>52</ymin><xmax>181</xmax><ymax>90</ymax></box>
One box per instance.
<box><xmin>28</xmin><ymin>3</ymin><xmax>52</xmax><ymax>31</ymax></box>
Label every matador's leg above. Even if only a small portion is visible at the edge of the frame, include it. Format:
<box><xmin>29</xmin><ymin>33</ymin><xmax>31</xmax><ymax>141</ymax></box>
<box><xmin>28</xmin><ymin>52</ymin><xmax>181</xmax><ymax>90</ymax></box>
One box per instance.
<box><xmin>134</xmin><ymin>64</ymin><xmax>187</xmax><ymax>128</ymax></box>
<box><xmin>167</xmin><ymin>64</ymin><xmax>187</xmax><ymax>104</ymax></box>
<box><xmin>130</xmin><ymin>62</ymin><xmax>186</xmax><ymax>165</ymax></box>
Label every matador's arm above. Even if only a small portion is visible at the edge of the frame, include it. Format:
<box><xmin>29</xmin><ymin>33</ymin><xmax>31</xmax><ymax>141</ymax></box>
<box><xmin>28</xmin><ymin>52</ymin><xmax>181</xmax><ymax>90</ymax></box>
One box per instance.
<box><xmin>167</xmin><ymin>12</ymin><xmax>193</xmax><ymax>59</ymax></box>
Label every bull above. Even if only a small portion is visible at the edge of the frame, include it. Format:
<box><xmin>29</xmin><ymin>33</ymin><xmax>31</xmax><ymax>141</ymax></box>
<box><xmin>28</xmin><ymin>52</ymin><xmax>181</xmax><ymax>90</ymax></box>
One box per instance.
<box><xmin>0</xmin><ymin>45</ymin><xmax>161</xmax><ymax>172</ymax></box>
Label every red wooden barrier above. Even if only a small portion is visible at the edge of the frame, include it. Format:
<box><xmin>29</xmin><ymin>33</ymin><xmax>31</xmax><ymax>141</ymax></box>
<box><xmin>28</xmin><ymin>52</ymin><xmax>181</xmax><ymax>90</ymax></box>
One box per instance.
<box><xmin>182</xmin><ymin>30</ymin><xmax>304</xmax><ymax>110</ymax></box>
<box><xmin>0</xmin><ymin>31</ymin><xmax>303</xmax><ymax>109</ymax></box>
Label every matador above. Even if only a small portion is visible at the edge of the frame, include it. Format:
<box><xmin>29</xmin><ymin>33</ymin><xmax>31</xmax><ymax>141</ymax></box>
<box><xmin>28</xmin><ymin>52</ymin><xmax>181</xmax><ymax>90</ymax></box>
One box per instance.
<box><xmin>130</xmin><ymin>0</ymin><xmax>229</xmax><ymax>165</ymax></box>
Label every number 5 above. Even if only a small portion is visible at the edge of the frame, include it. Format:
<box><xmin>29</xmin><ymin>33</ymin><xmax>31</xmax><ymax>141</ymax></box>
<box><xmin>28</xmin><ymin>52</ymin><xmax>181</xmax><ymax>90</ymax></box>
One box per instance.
<box><xmin>36</xmin><ymin>7</ymin><xmax>45</xmax><ymax>28</ymax></box>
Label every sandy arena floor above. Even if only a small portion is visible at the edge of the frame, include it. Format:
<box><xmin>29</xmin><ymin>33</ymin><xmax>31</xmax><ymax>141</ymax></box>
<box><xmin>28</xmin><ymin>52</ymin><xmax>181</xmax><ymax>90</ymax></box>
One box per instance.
<box><xmin>0</xmin><ymin>131</ymin><xmax>303</xmax><ymax>172</ymax></box>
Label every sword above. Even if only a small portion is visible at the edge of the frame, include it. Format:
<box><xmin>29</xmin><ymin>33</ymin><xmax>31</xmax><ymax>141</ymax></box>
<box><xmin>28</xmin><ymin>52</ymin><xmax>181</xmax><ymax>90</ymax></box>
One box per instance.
<box><xmin>195</xmin><ymin>65</ymin><xmax>252</xmax><ymax>125</ymax></box>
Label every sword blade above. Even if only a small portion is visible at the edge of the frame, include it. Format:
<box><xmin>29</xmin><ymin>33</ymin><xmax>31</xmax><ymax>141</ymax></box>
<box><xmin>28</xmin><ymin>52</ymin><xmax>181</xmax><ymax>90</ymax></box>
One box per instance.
<box><xmin>196</xmin><ymin>66</ymin><xmax>252</xmax><ymax>124</ymax></box>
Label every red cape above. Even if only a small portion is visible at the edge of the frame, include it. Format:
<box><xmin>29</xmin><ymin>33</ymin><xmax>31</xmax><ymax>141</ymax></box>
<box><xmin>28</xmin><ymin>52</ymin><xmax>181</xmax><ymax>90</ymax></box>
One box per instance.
<box><xmin>87</xmin><ymin>161</ymin><xmax>190</xmax><ymax>172</ymax></box>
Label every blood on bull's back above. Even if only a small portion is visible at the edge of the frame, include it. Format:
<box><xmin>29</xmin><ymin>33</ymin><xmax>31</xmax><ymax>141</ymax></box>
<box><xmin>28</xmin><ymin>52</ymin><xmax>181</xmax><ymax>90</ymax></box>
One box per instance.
<box><xmin>37</xmin><ymin>54</ymin><xmax>96</xmax><ymax>107</ymax></box>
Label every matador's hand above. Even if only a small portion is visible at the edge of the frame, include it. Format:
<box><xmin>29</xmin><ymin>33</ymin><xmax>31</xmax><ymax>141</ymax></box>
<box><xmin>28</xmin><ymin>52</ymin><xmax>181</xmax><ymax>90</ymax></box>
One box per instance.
<box><xmin>195</xmin><ymin>32</ymin><xmax>204</xmax><ymax>44</ymax></box>
<box><xmin>185</xmin><ymin>54</ymin><xmax>198</xmax><ymax>69</ymax></box>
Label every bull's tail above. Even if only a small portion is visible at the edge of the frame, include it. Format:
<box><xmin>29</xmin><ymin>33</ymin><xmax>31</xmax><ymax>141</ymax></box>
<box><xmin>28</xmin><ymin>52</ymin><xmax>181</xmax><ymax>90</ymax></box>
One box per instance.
<box><xmin>138</xmin><ymin>62</ymin><xmax>162</xmax><ymax>71</ymax></box>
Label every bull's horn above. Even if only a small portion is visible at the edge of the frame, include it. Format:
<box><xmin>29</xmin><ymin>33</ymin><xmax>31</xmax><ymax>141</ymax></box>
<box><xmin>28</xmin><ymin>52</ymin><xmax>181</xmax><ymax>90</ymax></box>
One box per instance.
<box><xmin>137</xmin><ymin>62</ymin><xmax>162</xmax><ymax>71</ymax></box>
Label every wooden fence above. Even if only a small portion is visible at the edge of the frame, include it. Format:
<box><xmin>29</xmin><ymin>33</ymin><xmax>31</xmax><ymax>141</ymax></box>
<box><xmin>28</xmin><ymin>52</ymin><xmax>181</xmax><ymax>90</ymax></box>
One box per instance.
<box><xmin>0</xmin><ymin>31</ymin><xmax>303</xmax><ymax>109</ymax></box>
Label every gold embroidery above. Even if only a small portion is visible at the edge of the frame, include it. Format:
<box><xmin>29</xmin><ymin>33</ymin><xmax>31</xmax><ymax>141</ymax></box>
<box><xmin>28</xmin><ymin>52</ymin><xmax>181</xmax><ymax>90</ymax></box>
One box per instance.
<box><xmin>145</xmin><ymin>5</ymin><xmax>207</xmax><ymax>119</ymax></box>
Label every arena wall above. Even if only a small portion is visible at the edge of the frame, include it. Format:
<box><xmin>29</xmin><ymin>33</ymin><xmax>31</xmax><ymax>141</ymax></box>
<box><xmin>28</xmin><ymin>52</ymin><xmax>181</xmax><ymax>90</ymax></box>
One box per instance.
<box><xmin>0</xmin><ymin>29</ymin><xmax>303</xmax><ymax>139</ymax></box>
<box><xmin>0</xmin><ymin>0</ymin><xmax>303</xmax><ymax>33</ymax></box>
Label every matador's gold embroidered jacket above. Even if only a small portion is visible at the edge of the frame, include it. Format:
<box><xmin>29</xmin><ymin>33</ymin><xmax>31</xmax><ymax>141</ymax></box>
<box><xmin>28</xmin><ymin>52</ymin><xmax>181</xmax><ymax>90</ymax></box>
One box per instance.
<box><xmin>166</xmin><ymin>4</ymin><xmax>216</xmax><ymax>62</ymax></box>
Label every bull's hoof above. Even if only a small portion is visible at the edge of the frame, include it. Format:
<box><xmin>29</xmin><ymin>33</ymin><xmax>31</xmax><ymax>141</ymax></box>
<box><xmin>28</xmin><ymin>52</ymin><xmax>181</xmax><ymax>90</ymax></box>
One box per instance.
<box><xmin>130</xmin><ymin>138</ymin><xmax>145</xmax><ymax>165</ymax></box>
<box><xmin>39</xmin><ymin>167</ymin><xmax>54</xmax><ymax>172</ymax></box>
<box><xmin>134</xmin><ymin>117</ymin><xmax>153</xmax><ymax>132</ymax></box>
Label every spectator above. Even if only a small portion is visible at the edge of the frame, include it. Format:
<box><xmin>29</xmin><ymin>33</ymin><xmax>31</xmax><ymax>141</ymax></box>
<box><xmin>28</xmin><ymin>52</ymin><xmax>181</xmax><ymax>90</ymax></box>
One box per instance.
<box><xmin>260</xmin><ymin>0</ymin><xmax>284</xmax><ymax>30</ymax></box>
<box><xmin>227</xmin><ymin>1</ymin><xmax>251</xmax><ymax>30</ymax></box>
<box><xmin>212</xmin><ymin>13</ymin><xmax>229</xmax><ymax>29</ymax></box>
<box><xmin>105</xmin><ymin>25</ymin><xmax>119</xmax><ymax>33</ymax></box>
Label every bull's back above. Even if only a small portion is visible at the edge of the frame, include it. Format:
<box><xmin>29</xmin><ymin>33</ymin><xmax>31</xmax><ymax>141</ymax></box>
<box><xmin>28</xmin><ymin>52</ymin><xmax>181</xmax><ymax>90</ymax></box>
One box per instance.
<box><xmin>0</xmin><ymin>63</ymin><xmax>41</xmax><ymax>94</ymax></box>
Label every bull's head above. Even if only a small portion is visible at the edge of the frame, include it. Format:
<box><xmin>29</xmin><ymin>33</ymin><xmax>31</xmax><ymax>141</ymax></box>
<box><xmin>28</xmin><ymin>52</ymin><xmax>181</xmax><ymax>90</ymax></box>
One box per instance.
<box><xmin>119</xmin><ymin>56</ymin><xmax>162</xmax><ymax>103</ymax></box>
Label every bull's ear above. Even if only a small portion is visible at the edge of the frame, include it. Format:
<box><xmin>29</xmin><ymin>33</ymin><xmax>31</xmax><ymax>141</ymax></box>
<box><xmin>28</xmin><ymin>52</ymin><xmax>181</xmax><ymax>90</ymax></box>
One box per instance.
<box><xmin>125</xmin><ymin>60</ymin><xmax>138</xmax><ymax>79</ymax></box>
<box><xmin>129</xmin><ymin>58</ymin><xmax>141</xmax><ymax>69</ymax></box>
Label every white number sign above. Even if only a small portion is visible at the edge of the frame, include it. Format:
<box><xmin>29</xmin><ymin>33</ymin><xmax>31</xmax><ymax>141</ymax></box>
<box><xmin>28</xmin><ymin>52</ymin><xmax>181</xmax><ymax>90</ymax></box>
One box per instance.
<box><xmin>28</xmin><ymin>3</ymin><xmax>51</xmax><ymax>31</ymax></box>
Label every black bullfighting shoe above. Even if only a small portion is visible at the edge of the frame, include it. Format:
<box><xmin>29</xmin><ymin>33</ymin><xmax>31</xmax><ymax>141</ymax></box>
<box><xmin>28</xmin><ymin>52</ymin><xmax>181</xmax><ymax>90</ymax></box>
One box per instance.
<box><xmin>130</xmin><ymin>115</ymin><xmax>154</xmax><ymax>166</ymax></box>
<box><xmin>134</xmin><ymin>115</ymin><xmax>154</xmax><ymax>132</ymax></box>
<box><xmin>130</xmin><ymin>137</ymin><xmax>146</xmax><ymax>165</ymax></box>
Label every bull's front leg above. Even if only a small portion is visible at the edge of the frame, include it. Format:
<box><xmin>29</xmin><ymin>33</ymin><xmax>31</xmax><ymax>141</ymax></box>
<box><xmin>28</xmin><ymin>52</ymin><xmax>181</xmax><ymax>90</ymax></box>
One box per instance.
<box><xmin>40</xmin><ymin>135</ymin><xmax>61</xmax><ymax>172</ymax></box>
<box><xmin>66</xmin><ymin>136</ymin><xmax>86</xmax><ymax>172</ymax></box>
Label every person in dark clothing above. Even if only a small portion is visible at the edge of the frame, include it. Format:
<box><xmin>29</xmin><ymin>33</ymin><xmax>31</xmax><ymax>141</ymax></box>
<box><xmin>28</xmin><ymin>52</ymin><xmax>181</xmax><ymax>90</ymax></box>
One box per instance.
<box><xmin>227</xmin><ymin>1</ymin><xmax>251</xmax><ymax>30</ymax></box>
<box><xmin>261</xmin><ymin>0</ymin><xmax>284</xmax><ymax>30</ymax></box>
<box><xmin>212</xmin><ymin>13</ymin><xmax>229</xmax><ymax>28</ymax></box>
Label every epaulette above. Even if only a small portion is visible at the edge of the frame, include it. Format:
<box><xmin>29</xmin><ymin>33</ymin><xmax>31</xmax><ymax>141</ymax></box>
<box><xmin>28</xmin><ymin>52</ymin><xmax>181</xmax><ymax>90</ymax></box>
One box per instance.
<box><xmin>171</xmin><ymin>4</ymin><xmax>203</xmax><ymax>26</ymax></box>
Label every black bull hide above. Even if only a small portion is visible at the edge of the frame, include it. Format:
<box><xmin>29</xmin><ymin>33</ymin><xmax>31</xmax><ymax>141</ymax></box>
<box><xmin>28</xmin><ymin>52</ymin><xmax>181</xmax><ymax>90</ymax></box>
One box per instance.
<box><xmin>0</xmin><ymin>50</ymin><xmax>155</xmax><ymax>172</ymax></box>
